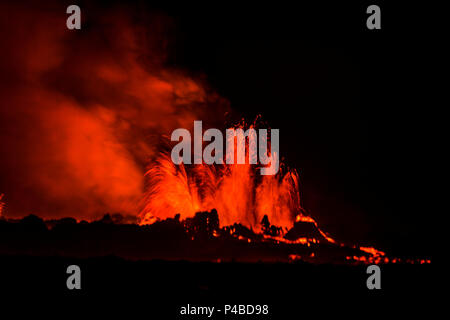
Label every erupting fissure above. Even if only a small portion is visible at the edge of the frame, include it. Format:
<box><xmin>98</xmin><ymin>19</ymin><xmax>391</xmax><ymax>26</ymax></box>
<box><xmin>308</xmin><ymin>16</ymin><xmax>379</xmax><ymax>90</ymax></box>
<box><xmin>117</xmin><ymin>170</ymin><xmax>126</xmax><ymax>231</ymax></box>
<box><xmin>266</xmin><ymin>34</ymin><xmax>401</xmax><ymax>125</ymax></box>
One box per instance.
<box><xmin>139</xmin><ymin>119</ymin><xmax>340</xmax><ymax>245</ymax></box>
<box><xmin>138</xmin><ymin>118</ymin><xmax>342</xmax><ymax>252</ymax></box>
<box><xmin>136</xmin><ymin>120</ymin><xmax>430</xmax><ymax>265</ymax></box>
<box><xmin>139</xmin><ymin>153</ymin><xmax>300</xmax><ymax>229</ymax></box>
<box><xmin>140</xmin><ymin>119</ymin><xmax>298</xmax><ymax>229</ymax></box>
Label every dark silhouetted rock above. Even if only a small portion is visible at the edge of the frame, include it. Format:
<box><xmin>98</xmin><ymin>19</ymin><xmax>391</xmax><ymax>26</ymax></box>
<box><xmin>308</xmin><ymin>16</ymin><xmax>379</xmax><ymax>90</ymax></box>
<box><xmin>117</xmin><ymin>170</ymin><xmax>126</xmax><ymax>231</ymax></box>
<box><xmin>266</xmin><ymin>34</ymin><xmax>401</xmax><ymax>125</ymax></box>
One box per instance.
<box><xmin>184</xmin><ymin>209</ymin><xmax>219</xmax><ymax>240</ymax></box>
<box><xmin>261</xmin><ymin>214</ymin><xmax>282</xmax><ymax>236</ymax></box>
<box><xmin>19</xmin><ymin>214</ymin><xmax>47</xmax><ymax>232</ymax></box>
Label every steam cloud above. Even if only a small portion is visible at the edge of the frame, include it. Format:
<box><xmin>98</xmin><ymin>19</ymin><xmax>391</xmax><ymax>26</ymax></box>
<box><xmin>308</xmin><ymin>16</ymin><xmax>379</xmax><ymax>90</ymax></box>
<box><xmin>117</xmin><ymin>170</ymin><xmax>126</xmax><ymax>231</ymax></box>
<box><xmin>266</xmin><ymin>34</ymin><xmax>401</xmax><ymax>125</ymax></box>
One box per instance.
<box><xmin>0</xmin><ymin>2</ymin><xmax>228</xmax><ymax>220</ymax></box>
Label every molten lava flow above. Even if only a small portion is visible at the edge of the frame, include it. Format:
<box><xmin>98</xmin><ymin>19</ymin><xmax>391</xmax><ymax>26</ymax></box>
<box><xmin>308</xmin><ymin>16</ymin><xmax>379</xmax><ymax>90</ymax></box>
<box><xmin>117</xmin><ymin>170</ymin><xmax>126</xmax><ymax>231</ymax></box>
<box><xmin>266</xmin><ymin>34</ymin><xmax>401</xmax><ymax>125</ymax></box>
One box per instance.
<box><xmin>359</xmin><ymin>246</ymin><xmax>385</xmax><ymax>257</ymax></box>
<box><xmin>295</xmin><ymin>213</ymin><xmax>336</xmax><ymax>244</ymax></box>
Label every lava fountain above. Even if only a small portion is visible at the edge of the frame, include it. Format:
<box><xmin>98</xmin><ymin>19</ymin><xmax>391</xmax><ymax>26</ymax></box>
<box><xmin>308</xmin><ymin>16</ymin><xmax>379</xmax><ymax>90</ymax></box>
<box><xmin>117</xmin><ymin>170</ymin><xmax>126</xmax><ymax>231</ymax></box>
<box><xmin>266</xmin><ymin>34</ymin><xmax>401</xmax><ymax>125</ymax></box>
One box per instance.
<box><xmin>140</xmin><ymin>120</ymin><xmax>301</xmax><ymax>230</ymax></box>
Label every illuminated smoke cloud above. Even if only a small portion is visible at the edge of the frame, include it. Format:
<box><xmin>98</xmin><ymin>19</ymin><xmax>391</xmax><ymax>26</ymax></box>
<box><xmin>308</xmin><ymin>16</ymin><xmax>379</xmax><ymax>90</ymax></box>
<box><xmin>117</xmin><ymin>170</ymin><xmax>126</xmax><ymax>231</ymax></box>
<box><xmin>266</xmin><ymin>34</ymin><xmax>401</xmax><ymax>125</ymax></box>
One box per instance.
<box><xmin>0</xmin><ymin>2</ymin><xmax>227</xmax><ymax>220</ymax></box>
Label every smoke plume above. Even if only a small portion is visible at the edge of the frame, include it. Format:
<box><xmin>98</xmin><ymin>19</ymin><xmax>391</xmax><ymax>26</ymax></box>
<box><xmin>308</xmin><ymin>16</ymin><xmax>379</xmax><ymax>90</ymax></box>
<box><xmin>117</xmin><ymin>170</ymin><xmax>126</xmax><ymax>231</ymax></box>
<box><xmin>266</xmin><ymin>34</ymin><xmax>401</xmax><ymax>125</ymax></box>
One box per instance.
<box><xmin>0</xmin><ymin>2</ymin><xmax>227</xmax><ymax>219</ymax></box>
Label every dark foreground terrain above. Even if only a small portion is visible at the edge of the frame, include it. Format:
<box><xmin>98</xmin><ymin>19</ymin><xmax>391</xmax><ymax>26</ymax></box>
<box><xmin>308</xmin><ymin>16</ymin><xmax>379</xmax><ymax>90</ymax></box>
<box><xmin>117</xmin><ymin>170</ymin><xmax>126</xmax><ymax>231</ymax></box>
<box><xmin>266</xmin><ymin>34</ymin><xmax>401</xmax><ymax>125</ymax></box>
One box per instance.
<box><xmin>0</xmin><ymin>213</ymin><xmax>436</xmax><ymax>317</ymax></box>
<box><xmin>0</xmin><ymin>212</ymin><xmax>432</xmax><ymax>264</ymax></box>
<box><xmin>0</xmin><ymin>255</ymin><xmax>436</xmax><ymax>318</ymax></box>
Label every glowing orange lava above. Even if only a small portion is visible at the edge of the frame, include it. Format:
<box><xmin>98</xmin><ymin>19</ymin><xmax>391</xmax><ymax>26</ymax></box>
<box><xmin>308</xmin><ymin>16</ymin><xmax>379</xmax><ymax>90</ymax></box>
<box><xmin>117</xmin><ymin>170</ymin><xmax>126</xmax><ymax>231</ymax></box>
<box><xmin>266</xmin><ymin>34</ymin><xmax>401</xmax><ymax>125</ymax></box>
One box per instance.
<box><xmin>140</xmin><ymin>121</ymin><xmax>300</xmax><ymax>230</ymax></box>
<box><xmin>138</xmin><ymin>121</ymin><xmax>431</xmax><ymax>265</ymax></box>
<box><xmin>139</xmin><ymin>153</ymin><xmax>300</xmax><ymax>230</ymax></box>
